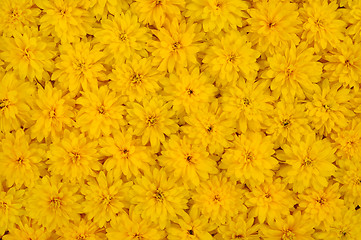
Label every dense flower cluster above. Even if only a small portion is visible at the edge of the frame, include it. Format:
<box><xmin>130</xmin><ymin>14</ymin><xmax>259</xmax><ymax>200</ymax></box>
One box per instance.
<box><xmin>1</xmin><ymin>0</ymin><xmax>361</xmax><ymax>239</ymax></box>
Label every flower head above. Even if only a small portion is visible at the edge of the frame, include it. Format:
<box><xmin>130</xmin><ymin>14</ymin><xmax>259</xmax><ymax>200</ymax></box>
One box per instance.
<box><xmin>335</xmin><ymin>161</ymin><xmax>361</xmax><ymax>207</ymax></box>
<box><xmin>2</xmin><ymin>217</ymin><xmax>53</xmax><ymax>240</ymax></box>
<box><xmin>217</xmin><ymin>213</ymin><xmax>260</xmax><ymax>240</ymax></box>
<box><xmin>56</xmin><ymin>219</ymin><xmax>106</xmax><ymax>240</ymax></box>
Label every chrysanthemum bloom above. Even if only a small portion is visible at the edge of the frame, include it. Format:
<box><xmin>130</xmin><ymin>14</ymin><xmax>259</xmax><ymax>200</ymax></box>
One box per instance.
<box><xmin>34</xmin><ymin>0</ymin><xmax>94</xmax><ymax>43</ymax></box>
<box><xmin>56</xmin><ymin>219</ymin><xmax>106</xmax><ymax>240</ymax></box>
<box><xmin>0</xmin><ymin>72</ymin><xmax>34</xmax><ymax>132</ymax></box>
<box><xmin>300</xmin><ymin>0</ymin><xmax>346</xmax><ymax>53</ymax></box>
<box><xmin>76</xmin><ymin>85</ymin><xmax>127</xmax><ymax>139</ymax></box>
<box><xmin>185</xmin><ymin>0</ymin><xmax>248</xmax><ymax>34</ymax></box>
<box><xmin>324</xmin><ymin>37</ymin><xmax>361</xmax><ymax>90</ymax></box>
<box><xmin>130</xmin><ymin>168</ymin><xmax>189</xmax><ymax>229</ymax></box>
<box><xmin>47</xmin><ymin>129</ymin><xmax>101</xmax><ymax>183</ymax></box>
<box><xmin>306</xmin><ymin>80</ymin><xmax>355</xmax><ymax>136</ymax></box>
<box><xmin>182</xmin><ymin>101</ymin><xmax>235</xmax><ymax>155</ymax></box>
<box><xmin>216</xmin><ymin>213</ymin><xmax>260</xmax><ymax>240</ymax></box>
<box><xmin>266</xmin><ymin>99</ymin><xmax>313</xmax><ymax>148</ymax></box>
<box><xmin>94</xmin><ymin>10</ymin><xmax>151</xmax><ymax>63</ymax></box>
<box><xmin>245</xmin><ymin>178</ymin><xmax>296</xmax><ymax>224</ymax></box>
<box><xmin>151</xmin><ymin>18</ymin><xmax>203</xmax><ymax>73</ymax></box>
<box><xmin>0</xmin><ymin>0</ymin><xmax>40</xmax><ymax>36</ymax></box>
<box><xmin>107</xmin><ymin>207</ymin><xmax>166</xmax><ymax>240</ymax></box>
<box><xmin>335</xmin><ymin>161</ymin><xmax>361</xmax><ymax>207</ymax></box>
<box><xmin>220</xmin><ymin>132</ymin><xmax>278</xmax><ymax>188</ymax></box>
<box><xmin>0</xmin><ymin>27</ymin><xmax>56</xmax><ymax>81</ymax></box>
<box><xmin>26</xmin><ymin>176</ymin><xmax>82</xmax><ymax>231</ymax></box>
<box><xmin>81</xmin><ymin>171</ymin><xmax>132</xmax><ymax>228</ymax></box>
<box><xmin>344</xmin><ymin>0</ymin><xmax>361</xmax><ymax>40</ymax></box>
<box><xmin>203</xmin><ymin>31</ymin><xmax>260</xmax><ymax>85</ymax></box>
<box><xmin>220</xmin><ymin>79</ymin><xmax>274</xmax><ymax>133</ymax></box>
<box><xmin>192</xmin><ymin>174</ymin><xmax>246</xmax><ymax>225</ymax></box>
<box><xmin>126</xmin><ymin>96</ymin><xmax>178</xmax><ymax>152</ymax></box>
<box><xmin>298</xmin><ymin>183</ymin><xmax>344</xmax><ymax>229</ymax></box>
<box><xmin>260</xmin><ymin>211</ymin><xmax>314</xmax><ymax>240</ymax></box>
<box><xmin>30</xmin><ymin>83</ymin><xmax>75</xmax><ymax>142</ymax></box>
<box><xmin>131</xmin><ymin>0</ymin><xmax>185</xmax><ymax>28</ymax></box>
<box><xmin>109</xmin><ymin>55</ymin><xmax>161</xmax><ymax>102</ymax></box>
<box><xmin>158</xmin><ymin>135</ymin><xmax>218</xmax><ymax>188</ymax></box>
<box><xmin>167</xmin><ymin>207</ymin><xmax>215</xmax><ymax>240</ymax></box>
<box><xmin>247</xmin><ymin>0</ymin><xmax>301</xmax><ymax>54</ymax></box>
<box><xmin>52</xmin><ymin>40</ymin><xmax>107</xmax><ymax>94</ymax></box>
<box><xmin>264</xmin><ymin>43</ymin><xmax>322</xmax><ymax>99</ymax></box>
<box><xmin>162</xmin><ymin>67</ymin><xmax>218</xmax><ymax>116</ymax></box>
<box><xmin>99</xmin><ymin>128</ymin><xmax>155</xmax><ymax>179</ymax></box>
<box><xmin>0</xmin><ymin>185</ymin><xmax>25</xmax><ymax>236</ymax></box>
<box><xmin>0</xmin><ymin>129</ymin><xmax>45</xmax><ymax>188</ymax></box>
<box><xmin>2</xmin><ymin>217</ymin><xmax>53</xmax><ymax>240</ymax></box>
<box><xmin>277</xmin><ymin>133</ymin><xmax>337</xmax><ymax>193</ymax></box>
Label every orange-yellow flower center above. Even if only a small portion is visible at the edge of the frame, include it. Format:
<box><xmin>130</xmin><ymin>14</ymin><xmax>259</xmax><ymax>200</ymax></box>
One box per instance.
<box><xmin>50</xmin><ymin>197</ymin><xmax>62</xmax><ymax>208</ymax></box>
<box><xmin>70</xmin><ymin>151</ymin><xmax>81</xmax><ymax>163</ymax></box>
<box><xmin>0</xmin><ymin>98</ymin><xmax>10</xmax><ymax>110</ymax></box>
<box><xmin>172</xmin><ymin>42</ymin><xmax>181</xmax><ymax>51</ymax></box>
<box><xmin>146</xmin><ymin>115</ymin><xmax>158</xmax><ymax>126</ymax></box>
<box><xmin>131</xmin><ymin>73</ymin><xmax>143</xmax><ymax>85</ymax></box>
<box><xmin>0</xmin><ymin>201</ymin><xmax>8</xmax><ymax>210</ymax></box>
<box><xmin>282</xmin><ymin>229</ymin><xmax>295</xmax><ymax>240</ymax></box>
<box><xmin>154</xmin><ymin>189</ymin><xmax>164</xmax><ymax>201</ymax></box>
<box><xmin>281</xmin><ymin>119</ymin><xmax>291</xmax><ymax>128</ymax></box>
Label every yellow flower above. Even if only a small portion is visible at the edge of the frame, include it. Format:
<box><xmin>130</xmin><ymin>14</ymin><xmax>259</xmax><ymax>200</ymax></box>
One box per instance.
<box><xmin>2</xmin><ymin>217</ymin><xmax>53</xmax><ymax>240</ymax></box>
<box><xmin>26</xmin><ymin>176</ymin><xmax>82</xmax><ymax>231</ymax></box>
<box><xmin>130</xmin><ymin>168</ymin><xmax>189</xmax><ymax>229</ymax></box>
<box><xmin>203</xmin><ymin>30</ymin><xmax>260</xmax><ymax>85</ymax></box>
<box><xmin>35</xmin><ymin>0</ymin><xmax>94</xmax><ymax>43</ymax></box>
<box><xmin>0</xmin><ymin>27</ymin><xmax>56</xmax><ymax>81</ymax></box>
<box><xmin>47</xmin><ymin>129</ymin><xmax>101</xmax><ymax>183</ymax></box>
<box><xmin>76</xmin><ymin>85</ymin><xmax>127</xmax><ymax>139</ymax></box>
<box><xmin>90</xmin><ymin>0</ymin><xmax>129</xmax><ymax>19</ymax></box>
<box><xmin>245</xmin><ymin>178</ymin><xmax>296</xmax><ymax>224</ymax></box>
<box><xmin>265</xmin><ymin>43</ymin><xmax>322</xmax><ymax>99</ymax></box>
<box><xmin>151</xmin><ymin>18</ymin><xmax>203</xmax><ymax>73</ymax></box>
<box><xmin>343</xmin><ymin>0</ymin><xmax>361</xmax><ymax>40</ymax></box>
<box><xmin>300</xmin><ymin>0</ymin><xmax>345</xmax><ymax>52</ymax></box>
<box><xmin>216</xmin><ymin>213</ymin><xmax>260</xmax><ymax>240</ymax></box>
<box><xmin>0</xmin><ymin>129</ymin><xmax>45</xmax><ymax>188</ymax></box>
<box><xmin>335</xmin><ymin>161</ymin><xmax>361</xmax><ymax>207</ymax></box>
<box><xmin>192</xmin><ymin>174</ymin><xmax>246</xmax><ymax>225</ymax></box>
<box><xmin>52</xmin><ymin>40</ymin><xmax>106</xmax><ymax>94</ymax></box>
<box><xmin>220</xmin><ymin>132</ymin><xmax>278</xmax><ymax>188</ymax></box>
<box><xmin>81</xmin><ymin>171</ymin><xmax>132</xmax><ymax>228</ymax></box>
<box><xmin>56</xmin><ymin>219</ymin><xmax>106</xmax><ymax>240</ymax></box>
<box><xmin>158</xmin><ymin>135</ymin><xmax>218</xmax><ymax>188</ymax></box>
<box><xmin>126</xmin><ymin>96</ymin><xmax>179</xmax><ymax>152</ymax></box>
<box><xmin>185</xmin><ymin>0</ymin><xmax>248</xmax><ymax>34</ymax></box>
<box><xmin>30</xmin><ymin>83</ymin><xmax>75</xmax><ymax>142</ymax></box>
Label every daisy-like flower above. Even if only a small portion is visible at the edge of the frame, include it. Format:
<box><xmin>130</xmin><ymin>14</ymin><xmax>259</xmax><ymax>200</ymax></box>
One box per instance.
<box><xmin>76</xmin><ymin>85</ymin><xmax>126</xmax><ymax>139</ymax></box>
<box><xmin>300</xmin><ymin>0</ymin><xmax>346</xmax><ymax>52</ymax></box>
<box><xmin>324</xmin><ymin>37</ymin><xmax>361</xmax><ymax>90</ymax></box>
<box><xmin>0</xmin><ymin>72</ymin><xmax>34</xmax><ymax>133</ymax></box>
<box><xmin>34</xmin><ymin>0</ymin><xmax>94</xmax><ymax>43</ymax></box>
<box><xmin>158</xmin><ymin>135</ymin><xmax>218</xmax><ymax>188</ymax></box>
<box><xmin>162</xmin><ymin>66</ymin><xmax>218</xmax><ymax>116</ymax></box>
<box><xmin>126</xmin><ymin>96</ymin><xmax>178</xmax><ymax>152</ymax></box>
<box><xmin>2</xmin><ymin>217</ymin><xmax>53</xmax><ymax>240</ymax></box>
<box><xmin>264</xmin><ymin>43</ymin><xmax>322</xmax><ymax>99</ymax></box>
<box><xmin>306</xmin><ymin>80</ymin><xmax>355</xmax><ymax>136</ymax></box>
<box><xmin>260</xmin><ymin>211</ymin><xmax>314</xmax><ymax>240</ymax></box>
<box><xmin>203</xmin><ymin>31</ymin><xmax>260</xmax><ymax>85</ymax></box>
<box><xmin>182</xmin><ymin>101</ymin><xmax>235</xmax><ymax>155</ymax></box>
<box><xmin>192</xmin><ymin>174</ymin><xmax>246</xmax><ymax>225</ymax></box>
<box><xmin>107</xmin><ymin>207</ymin><xmax>166</xmax><ymax>240</ymax></box>
<box><xmin>99</xmin><ymin>128</ymin><xmax>155</xmax><ymax>179</ymax></box>
<box><xmin>220</xmin><ymin>79</ymin><xmax>274</xmax><ymax>133</ymax></box>
<box><xmin>52</xmin><ymin>40</ymin><xmax>107</xmax><ymax>94</ymax></box>
<box><xmin>220</xmin><ymin>132</ymin><xmax>278</xmax><ymax>188</ymax></box>
<box><xmin>0</xmin><ymin>0</ymin><xmax>40</xmax><ymax>36</ymax></box>
<box><xmin>26</xmin><ymin>176</ymin><xmax>82</xmax><ymax>231</ymax></box>
<box><xmin>345</xmin><ymin>0</ymin><xmax>361</xmax><ymax>40</ymax></box>
<box><xmin>167</xmin><ymin>207</ymin><xmax>215</xmax><ymax>240</ymax></box>
<box><xmin>56</xmin><ymin>219</ymin><xmax>106</xmax><ymax>240</ymax></box>
<box><xmin>81</xmin><ymin>171</ymin><xmax>132</xmax><ymax>228</ymax></box>
<box><xmin>0</xmin><ymin>185</ymin><xmax>25</xmax><ymax>236</ymax></box>
<box><xmin>335</xmin><ymin>161</ymin><xmax>361</xmax><ymax>207</ymax></box>
<box><xmin>247</xmin><ymin>0</ymin><xmax>301</xmax><ymax>54</ymax></box>
<box><xmin>131</xmin><ymin>0</ymin><xmax>185</xmax><ymax>28</ymax></box>
<box><xmin>299</xmin><ymin>183</ymin><xmax>344</xmax><ymax>229</ymax></box>
<box><xmin>151</xmin><ymin>18</ymin><xmax>203</xmax><ymax>73</ymax></box>
<box><xmin>130</xmin><ymin>168</ymin><xmax>189</xmax><ymax>229</ymax></box>
<box><xmin>30</xmin><ymin>83</ymin><xmax>75</xmax><ymax>142</ymax></box>
<box><xmin>0</xmin><ymin>129</ymin><xmax>45</xmax><ymax>188</ymax></box>
<box><xmin>0</xmin><ymin>27</ymin><xmax>56</xmax><ymax>81</ymax></box>
<box><xmin>277</xmin><ymin>133</ymin><xmax>337</xmax><ymax>193</ymax></box>
<box><xmin>109</xmin><ymin>55</ymin><xmax>161</xmax><ymax>102</ymax></box>
<box><xmin>94</xmin><ymin>10</ymin><xmax>151</xmax><ymax>63</ymax></box>
<box><xmin>185</xmin><ymin>0</ymin><xmax>248</xmax><ymax>34</ymax></box>
<box><xmin>216</xmin><ymin>213</ymin><xmax>260</xmax><ymax>240</ymax></box>
<box><xmin>245</xmin><ymin>178</ymin><xmax>296</xmax><ymax>224</ymax></box>
<box><xmin>47</xmin><ymin>129</ymin><xmax>101</xmax><ymax>183</ymax></box>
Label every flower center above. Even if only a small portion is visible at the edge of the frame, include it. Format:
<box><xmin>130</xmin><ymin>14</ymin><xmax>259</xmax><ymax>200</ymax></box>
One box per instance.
<box><xmin>50</xmin><ymin>197</ymin><xmax>62</xmax><ymax>208</ymax></box>
<box><xmin>133</xmin><ymin>233</ymin><xmax>144</xmax><ymax>239</ymax></box>
<box><xmin>49</xmin><ymin>108</ymin><xmax>57</xmax><ymax>118</ymax></box>
<box><xmin>155</xmin><ymin>0</ymin><xmax>162</xmax><ymax>6</ymax></box>
<box><xmin>345</xmin><ymin>59</ymin><xmax>351</xmax><ymax>67</ymax></box>
<box><xmin>70</xmin><ymin>152</ymin><xmax>81</xmax><ymax>163</ymax></box>
<box><xmin>10</xmin><ymin>8</ymin><xmax>20</xmax><ymax>19</ymax></box>
<box><xmin>17</xmin><ymin>156</ymin><xmax>24</xmax><ymax>164</ymax></box>
<box><xmin>268</xmin><ymin>22</ymin><xmax>276</xmax><ymax>28</ymax></box>
<box><xmin>286</xmin><ymin>68</ymin><xmax>294</xmax><ymax>79</ymax></box>
<box><xmin>265</xmin><ymin>193</ymin><xmax>271</xmax><ymax>198</ymax></box>
<box><xmin>172</xmin><ymin>42</ymin><xmax>181</xmax><ymax>51</ymax></box>
<box><xmin>131</xmin><ymin>73</ymin><xmax>143</xmax><ymax>85</ymax></box>
<box><xmin>243</xmin><ymin>97</ymin><xmax>250</xmax><ymax>106</ymax></box>
<box><xmin>282</xmin><ymin>229</ymin><xmax>295</xmax><ymax>240</ymax></box>
<box><xmin>146</xmin><ymin>115</ymin><xmax>158</xmax><ymax>126</ymax></box>
<box><xmin>188</xmin><ymin>229</ymin><xmax>194</xmax><ymax>235</ymax></box>
<box><xmin>227</xmin><ymin>54</ymin><xmax>237</xmax><ymax>63</ymax></box>
<box><xmin>98</xmin><ymin>105</ymin><xmax>105</xmax><ymax>114</ymax></box>
<box><xmin>245</xmin><ymin>152</ymin><xmax>254</xmax><ymax>163</ymax></box>
<box><xmin>119</xmin><ymin>32</ymin><xmax>127</xmax><ymax>41</ymax></box>
<box><xmin>316</xmin><ymin>197</ymin><xmax>326</xmax><ymax>205</ymax></box>
<box><xmin>0</xmin><ymin>99</ymin><xmax>10</xmax><ymax>110</ymax></box>
<box><xmin>235</xmin><ymin>235</ymin><xmax>244</xmax><ymax>239</ymax></box>
<box><xmin>76</xmin><ymin>234</ymin><xmax>88</xmax><ymax>240</ymax></box>
<box><xmin>23</xmin><ymin>48</ymin><xmax>31</xmax><ymax>60</ymax></box>
<box><xmin>154</xmin><ymin>189</ymin><xmax>164</xmax><ymax>202</ymax></box>
<box><xmin>302</xmin><ymin>156</ymin><xmax>313</xmax><ymax>166</ymax></box>
<box><xmin>281</xmin><ymin>119</ymin><xmax>291</xmax><ymax>128</ymax></box>
<box><xmin>213</xmin><ymin>194</ymin><xmax>221</xmax><ymax>202</ymax></box>
<box><xmin>339</xmin><ymin>230</ymin><xmax>348</xmax><ymax>238</ymax></box>
<box><xmin>59</xmin><ymin>8</ymin><xmax>68</xmax><ymax>16</ymax></box>
<box><xmin>0</xmin><ymin>201</ymin><xmax>8</xmax><ymax>210</ymax></box>
<box><xmin>102</xmin><ymin>194</ymin><xmax>112</xmax><ymax>205</ymax></box>
<box><xmin>207</xmin><ymin>125</ymin><xmax>213</xmax><ymax>132</ymax></box>
<box><xmin>323</xmin><ymin>104</ymin><xmax>331</xmax><ymax>111</ymax></box>
<box><xmin>186</xmin><ymin>89</ymin><xmax>194</xmax><ymax>95</ymax></box>
<box><xmin>315</xmin><ymin>19</ymin><xmax>324</xmax><ymax>28</ymax></box>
